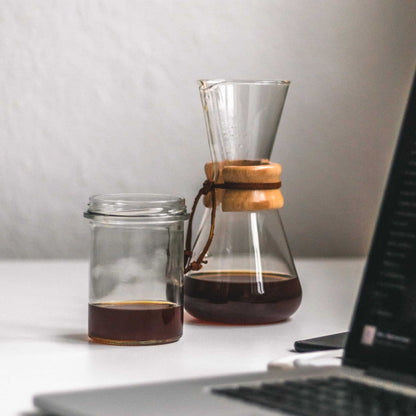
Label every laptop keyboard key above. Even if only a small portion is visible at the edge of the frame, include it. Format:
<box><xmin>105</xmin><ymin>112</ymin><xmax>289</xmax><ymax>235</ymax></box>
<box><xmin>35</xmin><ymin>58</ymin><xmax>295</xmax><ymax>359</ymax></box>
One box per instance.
<box><xmin>213</xmin><ymin>377</ymin><xmax>416</xmax><ymax>416</ymax></box>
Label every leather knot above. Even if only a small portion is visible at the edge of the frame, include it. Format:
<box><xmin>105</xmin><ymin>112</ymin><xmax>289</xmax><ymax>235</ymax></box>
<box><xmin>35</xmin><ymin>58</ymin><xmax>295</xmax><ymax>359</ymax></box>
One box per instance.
<box><xmin>201</xmin><ymin>180</ymin><xmax>214</xmax><ymax>195</ymax></box>
<box><xmin>189</xmin><ymin>261</ymin><xmax>203</xmax><ymax>271</ymax></box>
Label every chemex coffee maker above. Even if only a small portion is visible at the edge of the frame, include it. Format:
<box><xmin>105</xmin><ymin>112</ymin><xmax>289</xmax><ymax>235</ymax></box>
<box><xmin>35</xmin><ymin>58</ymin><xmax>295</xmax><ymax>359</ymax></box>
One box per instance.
<box><xmin>184</xmin><ymin>80</ymin><xmax>302</xmax><ymax>324</ymax></box>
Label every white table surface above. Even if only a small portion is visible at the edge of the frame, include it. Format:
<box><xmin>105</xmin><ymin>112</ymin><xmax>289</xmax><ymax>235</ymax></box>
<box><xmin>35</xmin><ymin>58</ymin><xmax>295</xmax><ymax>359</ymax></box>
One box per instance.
<box><xmin>0</xmin><ymin>258</ymin><xmax>365</xmax><ymax>415</ymax></box>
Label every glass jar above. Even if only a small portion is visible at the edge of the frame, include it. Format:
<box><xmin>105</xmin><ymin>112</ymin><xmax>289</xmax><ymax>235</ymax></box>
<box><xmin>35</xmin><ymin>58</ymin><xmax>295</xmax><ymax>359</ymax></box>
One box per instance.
<box><xmin>84</xmin><ymin>194</ymin><xmax>189</xmax><ymax>345</ymax></box>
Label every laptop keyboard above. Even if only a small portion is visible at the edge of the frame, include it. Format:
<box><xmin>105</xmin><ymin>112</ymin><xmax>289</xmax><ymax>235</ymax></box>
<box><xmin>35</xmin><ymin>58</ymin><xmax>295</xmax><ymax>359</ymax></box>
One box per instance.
<box><xmin>212</xmin><ymin>376</ymin><xmax>416</xmax><ymax>415</ymax></box>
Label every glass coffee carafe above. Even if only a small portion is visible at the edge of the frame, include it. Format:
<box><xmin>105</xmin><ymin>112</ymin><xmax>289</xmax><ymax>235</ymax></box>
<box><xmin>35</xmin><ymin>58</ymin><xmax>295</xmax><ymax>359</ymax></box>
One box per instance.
<box><xmin>184</xmin><ymin>80</ymin><xmax>302</xmax><ymax>324</ymax></box>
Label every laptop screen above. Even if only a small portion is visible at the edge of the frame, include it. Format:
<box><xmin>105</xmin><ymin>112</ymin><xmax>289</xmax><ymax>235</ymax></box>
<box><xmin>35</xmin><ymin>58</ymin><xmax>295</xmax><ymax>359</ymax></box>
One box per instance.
<box><xmin>344</xmin><ymin>72</ymin><xmax>416</xmax><ymax>373</ymax></box>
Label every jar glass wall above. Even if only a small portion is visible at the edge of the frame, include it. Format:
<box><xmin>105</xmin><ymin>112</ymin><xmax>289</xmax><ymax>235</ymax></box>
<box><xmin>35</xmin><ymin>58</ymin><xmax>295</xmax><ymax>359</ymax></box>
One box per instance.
<box><xmin>84</xmin><ymin>194</ymin><xmax>189</xmax><ymax>345</ymax></box>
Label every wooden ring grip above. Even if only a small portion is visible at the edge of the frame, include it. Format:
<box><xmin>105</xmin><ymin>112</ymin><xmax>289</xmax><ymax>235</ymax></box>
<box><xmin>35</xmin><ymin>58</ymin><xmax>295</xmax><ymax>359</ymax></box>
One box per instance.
<box><xmin>204</xmin><ymin>161</ymin><xmax>284</xmax><ymax>211</ymax></box>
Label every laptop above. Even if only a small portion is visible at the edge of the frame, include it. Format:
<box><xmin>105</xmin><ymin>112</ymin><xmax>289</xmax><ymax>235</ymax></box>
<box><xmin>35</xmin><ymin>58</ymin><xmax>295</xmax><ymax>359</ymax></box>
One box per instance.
<box><xmin>34</xmin><ymin>72</ymin><xmax>416</xmax><ymax>416</ymax></box>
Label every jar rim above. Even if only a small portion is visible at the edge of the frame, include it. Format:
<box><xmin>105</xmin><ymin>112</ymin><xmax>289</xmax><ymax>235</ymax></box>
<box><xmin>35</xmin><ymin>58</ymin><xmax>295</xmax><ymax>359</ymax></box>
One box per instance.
<box><xmin>198</xmin><ymin>79</ymin><xmax>291</xmax><ymax>90</ymax></box>
<box><xmin>84</xmin><ymin>193</ymin><xmax>189</xmax><ymax>219</ymax></box>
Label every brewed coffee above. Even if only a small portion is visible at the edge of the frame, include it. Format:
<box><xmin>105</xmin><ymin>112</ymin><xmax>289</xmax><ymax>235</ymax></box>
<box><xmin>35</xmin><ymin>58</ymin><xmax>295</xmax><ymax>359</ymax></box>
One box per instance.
<box><xmin>185</xmin><ymin>271</ymin><xmax>302</xmax><ymax>324</ymax></box>
<box><xmin>88</xmin><ymin>301</ymin><xmax>183</xmax><ymax>345</ymax></box>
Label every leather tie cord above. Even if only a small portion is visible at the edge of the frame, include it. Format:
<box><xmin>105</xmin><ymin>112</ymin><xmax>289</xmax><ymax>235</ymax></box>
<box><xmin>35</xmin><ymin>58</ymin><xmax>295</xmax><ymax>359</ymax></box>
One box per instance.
<box><xmin>184</xmin><ymin>180</ymin><xmax>282</xmax><ymax>274</ymax></box>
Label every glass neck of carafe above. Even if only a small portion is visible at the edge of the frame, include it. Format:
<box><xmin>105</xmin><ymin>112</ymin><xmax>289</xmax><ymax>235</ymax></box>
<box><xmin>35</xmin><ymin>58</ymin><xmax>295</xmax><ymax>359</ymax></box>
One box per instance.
<box><xmin>198</xmin><ymin>79</ymin><xmax>290</xmax><ymax>180</ymax></box>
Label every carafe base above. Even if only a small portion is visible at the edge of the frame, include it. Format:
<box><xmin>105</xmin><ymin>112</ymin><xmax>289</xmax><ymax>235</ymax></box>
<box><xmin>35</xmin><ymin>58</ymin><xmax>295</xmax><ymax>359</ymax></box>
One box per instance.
<box><xmin>184</xmin><ymin>271</ymin><xmax>302</xmax><ymax>325</ymax></box>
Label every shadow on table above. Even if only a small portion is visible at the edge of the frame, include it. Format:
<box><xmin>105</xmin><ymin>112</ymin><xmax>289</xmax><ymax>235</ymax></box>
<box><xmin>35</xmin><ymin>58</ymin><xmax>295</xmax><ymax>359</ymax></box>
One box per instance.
<box><xmin>0</xmin><ymin>320</ymin><xmax>89</xmax><ymax>344</ymax></box>
<box><xmin>56</xmin><ymin>333</ymin><xmax>89</xmax><ymax>344</ymax></box>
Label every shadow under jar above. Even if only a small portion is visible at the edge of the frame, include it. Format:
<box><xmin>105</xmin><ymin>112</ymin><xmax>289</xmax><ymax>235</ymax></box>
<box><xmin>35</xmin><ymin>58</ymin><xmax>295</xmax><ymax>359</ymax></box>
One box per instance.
<box><xmin>84</xmin><ymin>194</ymin><xmax>189</xmax><ymax>345</ymax></box>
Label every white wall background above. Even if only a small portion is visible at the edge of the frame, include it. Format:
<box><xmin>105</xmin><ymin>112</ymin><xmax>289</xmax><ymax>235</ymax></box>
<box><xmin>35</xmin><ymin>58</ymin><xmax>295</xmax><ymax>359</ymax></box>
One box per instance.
<box><xmin>0</xmin><ymin>0</ymin><xmax>415</xmax><ymax>259</ymax></box>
